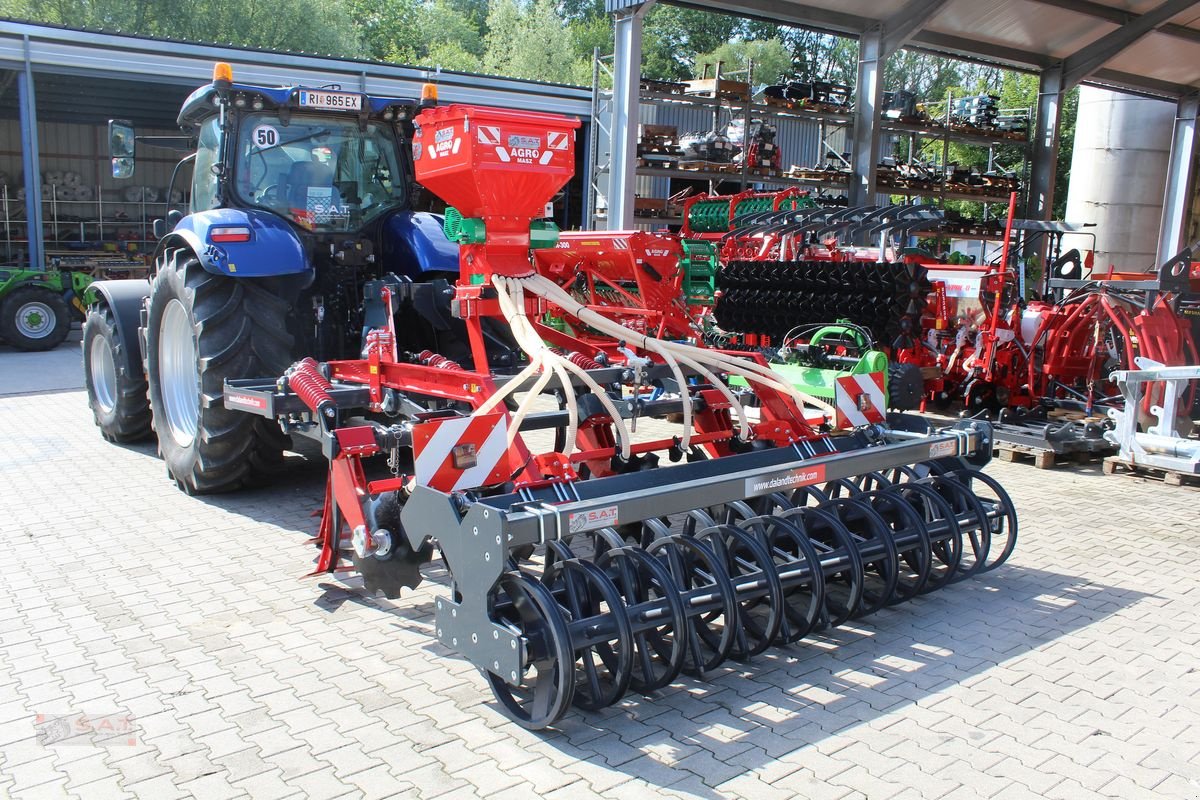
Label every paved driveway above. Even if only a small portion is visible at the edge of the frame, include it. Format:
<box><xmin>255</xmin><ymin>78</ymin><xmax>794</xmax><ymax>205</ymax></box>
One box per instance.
<box><xmin>1</xmin><ymin>349</ymin><xmax>1198</xmax><ymax>799</ymax></box>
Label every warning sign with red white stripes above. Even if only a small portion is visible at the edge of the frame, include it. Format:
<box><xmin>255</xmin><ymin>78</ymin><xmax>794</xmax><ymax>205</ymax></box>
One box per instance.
<box><xmin>412</xmin><ymin>413</ymin><xmax>512</xmax><ymax>492</ymax></box>
<box><xmin>477</xmin><ymin>125</ymin><xmax>501</xmax><ymax>144</ymax></box>
<box><xmin>833</xmin><ymin>372</ymin><xmax>887</xmax><ymax>429</ymax></box>
<box><xmin>547</xmin><ymin>130</ymin><xmax>570</xmax><ymax>150</ymax></box>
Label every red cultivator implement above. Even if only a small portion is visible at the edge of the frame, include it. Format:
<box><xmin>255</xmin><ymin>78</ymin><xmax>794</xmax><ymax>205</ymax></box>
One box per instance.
<box><xmin>224</xmin><ymin>104</ymin><xmax>1017</xmax><ymax>729</ymax></box>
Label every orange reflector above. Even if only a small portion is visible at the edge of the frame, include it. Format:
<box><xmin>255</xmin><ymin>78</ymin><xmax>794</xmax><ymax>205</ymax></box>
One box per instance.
<box><xmin>213</xmin><ymin>62</ymin><xmax>233</xmax><ymax>83</ymax></box>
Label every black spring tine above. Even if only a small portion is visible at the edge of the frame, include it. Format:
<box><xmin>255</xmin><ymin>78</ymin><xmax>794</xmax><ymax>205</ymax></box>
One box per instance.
<box><xmin>741</xmin><ymin>513</ymin><xmax>825</xmax><ymax>643</ymax></box>
<box><xmin>646</xmin><ymin>534</ymin><xmax>739</xmax><ymax>676</ymax></box>
<box><xmin>889</xmin><ymin>481</ymin><xmax>964</xmax><ymax>594</ymax></box>
<box><xmin>822</xmin><ymin>496</ymin><xmax>900</xmax><ymax>617</ymax></box>
<box><xmin>542</xmin><ymin>558</ymin><xmax>634</xmax><ymax>712</ymax></box>
<box><xmin>598</xmin><ymin>544</ymin><xmax>688</xmax><ymax>693</ymax></box>
<box><xmin>935</xmin><ymin>468</ymin><xmax>1019</xmax><ymax>572</ymax></box>
<box><xmin>692</xmin><ymin>523</ymin><xmax>785</xmax><ymax>659</ymax></box>
<box><xmin>859</xmin><ymin>489</ymin><xmax>933</xmax><ymax>602</ymax></box>
<box><xmin>777</xmin><ymin>505</ymin><xmax>864</xmax><ymax>628</ymax></box>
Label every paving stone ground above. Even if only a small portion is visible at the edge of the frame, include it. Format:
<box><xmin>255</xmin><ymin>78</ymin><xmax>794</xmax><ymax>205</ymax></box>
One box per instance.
<box><xmin>1</xmin><ymin>349</ymin><xmax>1199</xmax><ymax>799</ymax></box>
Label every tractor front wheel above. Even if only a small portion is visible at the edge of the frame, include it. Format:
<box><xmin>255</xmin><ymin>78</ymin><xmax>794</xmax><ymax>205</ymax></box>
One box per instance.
<box><xmin>83</xmin><ymin>303</ymin><xmax>152</xmax><ymax>442</ymax></box>
<box><xmin>0</xmin><ymin>285</ymin><xmax>71</xmax><ymax>351</ymax></box>
<box><xmin>145</xmin><ymin>248</ymin><xmax>293</xmax><ymax>494</ymax></box>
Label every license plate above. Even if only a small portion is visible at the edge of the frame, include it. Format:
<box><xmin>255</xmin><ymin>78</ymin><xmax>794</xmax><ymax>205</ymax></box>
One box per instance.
<box><xmin>297</xmin><ymin>90</ymin><xmax>362</xmax><ymax>111</ymax></box>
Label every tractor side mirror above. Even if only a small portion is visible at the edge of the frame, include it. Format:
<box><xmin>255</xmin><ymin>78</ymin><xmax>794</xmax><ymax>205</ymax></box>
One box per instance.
<box><xmin>109</xmin><ymin>119</ymin><xmax>136</xmax><ymax>179</ymax></box>
<box><xmin>152</xmin><ymin>210</ymin><xmax>183</xmax><ymax>240</ymax></box>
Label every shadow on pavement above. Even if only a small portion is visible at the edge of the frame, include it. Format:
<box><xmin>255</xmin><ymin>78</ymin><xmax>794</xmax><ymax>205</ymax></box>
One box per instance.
<box><xmin>144</xmin><ymin>412</ymin><xmax>1147</xmax><ymax>795</ymax></box>
<box><xmin>527</xmin><ymin>563</ymin><xmax>1147</xmax><ymax>796</ymax></box>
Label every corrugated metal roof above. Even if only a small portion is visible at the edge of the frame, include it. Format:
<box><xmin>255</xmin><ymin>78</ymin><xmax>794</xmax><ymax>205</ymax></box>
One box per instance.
<box><xmin>673</xmin><ymin>0</ymin><xmax>1200</xmax><ymax>98</ymax></box>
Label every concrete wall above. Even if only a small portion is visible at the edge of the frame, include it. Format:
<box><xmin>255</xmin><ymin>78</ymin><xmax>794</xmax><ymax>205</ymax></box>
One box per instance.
<box><xmin>1064</xmin><ymin>86</ymin><xmax>1175</xmax><ymax>272</ymax></box>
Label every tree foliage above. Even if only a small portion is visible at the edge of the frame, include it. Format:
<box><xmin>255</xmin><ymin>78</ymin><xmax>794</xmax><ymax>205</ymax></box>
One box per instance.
<box><xmin>16</xmin><ymin>0</ymin><xmax>364</xmax><ymax>54</ymax></box>
<box><xmin>694</xmin><ymin>39</ymin><xmax>793</xmax><ymax>86</ymax></box>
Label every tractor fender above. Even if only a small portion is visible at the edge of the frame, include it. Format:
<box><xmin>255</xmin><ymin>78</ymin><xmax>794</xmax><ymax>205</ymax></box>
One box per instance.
<box><xmin>89</xmin><ymin>279</ymin><xmax>151</xmax><ymax>377</ymax></box>
<box><xmin>155</xmin><ymin>208</ymin><xmax>309</xmax><ymax>278</ymax></box>
<box><xmin>383</xmin><ymin>211</ymin><xmax>460</xmax><ymax>279</ymax></box>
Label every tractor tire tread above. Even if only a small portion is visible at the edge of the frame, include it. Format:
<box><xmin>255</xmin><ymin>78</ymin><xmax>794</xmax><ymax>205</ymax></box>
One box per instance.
<box><xmin>147</xmin><ymin>250</ymin><xmax>294</xmax><ymax>494</ymax></box>
<box><xmin>83</xmin><ymin>303</ymin><xmax>152</xmax><ymax>442</ymax></box>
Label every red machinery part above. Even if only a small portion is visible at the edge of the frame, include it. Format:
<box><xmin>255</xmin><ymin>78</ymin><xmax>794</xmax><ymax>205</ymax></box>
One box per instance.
<box><xmin>417</xmin><ymin>349</ymin><xmax>463</xmax><ymax>370</ymax></box>
<box><xmin>287</xmin><ymin>357</ymin><xmax>334</xmax><ymax>413</ymax></box>
<box><xmin>413</xmin><ymin>104</ymin><xmax>580</xmax><ymax>280</ymax></box>
<box><xmin>249</xmin><ymin>102</ymin><xmax>1023</xmax><ymax>733</ymax></box>
<box><xmin>533</xmin><ymin>231</ymin><xmax>698</xmax><ymax>347</ymax></box>
<box><xmin>565</xmin><ymin>351</ymin><xmax>604</xmax><ymax>370</ymax></box>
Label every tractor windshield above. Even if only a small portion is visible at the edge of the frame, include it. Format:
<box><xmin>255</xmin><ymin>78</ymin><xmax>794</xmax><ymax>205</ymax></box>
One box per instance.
<box><xmin>234</xmin><ymin>112</ymin><xmax>406</xmax><ymax>232</ymax></box>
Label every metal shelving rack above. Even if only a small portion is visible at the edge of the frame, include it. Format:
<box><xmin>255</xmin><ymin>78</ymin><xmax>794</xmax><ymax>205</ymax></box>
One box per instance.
<box><xmin>0</xmin><ymin>184</ymin><xmax>171</xmax><ymax>270</ymax></box>
<box><xmin>585</xmin><ymin>55</ymin><xmax>855</xmax><ymax>229</ymax></box>
<box><xmin>877</xmin><ymin>94</ymin><xmax>1033</xmax><ymax>209</ymax></box>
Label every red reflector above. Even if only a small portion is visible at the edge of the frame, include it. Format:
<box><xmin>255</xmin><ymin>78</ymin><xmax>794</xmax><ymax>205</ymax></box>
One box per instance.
<box><xmin>210</xmin><ymin>226</ymin><xmax>251</xmax><ymax>243</ymax></box>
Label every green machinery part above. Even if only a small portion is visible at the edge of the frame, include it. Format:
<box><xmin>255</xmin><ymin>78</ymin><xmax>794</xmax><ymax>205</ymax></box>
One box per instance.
<box><xmin>728</xmin><ymin>322</ymin><xmax>890</xmax><ymax>409</ymax></box>
<box><xmin>444</xmin><ymin>207</ymin><xmax>560</xmax><ymax>284</ymax></box>
<box><xmin>686</xmin><ymin>193</ymin><xmax>817</xmax><ymax>233</ymax></box>
<box><xmin>0</xmin><ymin>267</ymin><xmax>96</xmax><ymax>315</ymax></box>
<box><xmin>679</xmin><ymin>239</ymin><xmax>717</xmax><ymax>307</ymax></box>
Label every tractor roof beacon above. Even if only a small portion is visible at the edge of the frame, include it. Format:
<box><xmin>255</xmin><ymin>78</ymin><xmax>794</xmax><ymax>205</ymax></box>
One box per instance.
<box><xmin>84</xmin><ymin>63</ymin><xmax>481</xmax><ymax>494</ymax></box>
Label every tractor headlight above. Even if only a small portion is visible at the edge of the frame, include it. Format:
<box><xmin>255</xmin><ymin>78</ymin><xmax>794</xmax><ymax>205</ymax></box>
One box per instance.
<box><xmin>233</xmin><ymin>93</ymin><xmax>247</xmax><ymax>109</ymax></box>
<box><xmin>251</xmin><ymin>96</ymin><xmax>264</xmax><ymax>111</ymax></box>
<box><xmin>383</xmin><ymin>108</ymin><xmax>395</xmax><ymax>121</ymax></box>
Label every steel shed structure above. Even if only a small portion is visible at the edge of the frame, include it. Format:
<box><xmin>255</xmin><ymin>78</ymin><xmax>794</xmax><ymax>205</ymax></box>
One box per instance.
<box><xmin>604</xmin><ymin>0</ymin><xmax>1200</xmax><ymax>264</ymax></box>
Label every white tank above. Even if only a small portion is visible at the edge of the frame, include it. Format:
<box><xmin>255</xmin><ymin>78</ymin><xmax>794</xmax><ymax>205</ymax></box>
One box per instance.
<box><xmin>1064</xmin><ymin>87</ymin><xmax>1175</xmax><ymax>272</ymax></box>
<box><xmin>1019</xmin><ymin>306</ymin><xmax>1045</xmax><ymax>345</ymax></box>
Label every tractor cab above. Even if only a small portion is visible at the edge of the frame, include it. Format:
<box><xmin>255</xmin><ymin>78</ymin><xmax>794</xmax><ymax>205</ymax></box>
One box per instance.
<box><xmin>111</xmin><ymin>63</ymin><xmax>457</xmax><ymax>287</ymax></box>
<box><xmin>172</xmin><ymin>66</ymin><xmax>423</xmax><ymax>236</ymax></box>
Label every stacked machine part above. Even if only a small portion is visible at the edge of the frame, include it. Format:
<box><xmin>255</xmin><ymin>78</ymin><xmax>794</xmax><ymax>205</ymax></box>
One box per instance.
<box><xmin>694</xmin><ymin>200</ymin><xmax>940</xmax><ymax>347</ymax></box>
<box><xmin>717</xmin><ymin>259</ymin><xmax>929</xmax><ymax>344</ymax></box>
<box><xmin>224</xmin><ymin>104</ymin><xmax>1019</xmax><ymax>730</ymax></box>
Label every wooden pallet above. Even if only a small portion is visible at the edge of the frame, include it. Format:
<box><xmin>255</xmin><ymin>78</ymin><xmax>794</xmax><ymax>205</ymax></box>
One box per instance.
<box><xmin>994</xmin><ymin>441</ymin><xmax>1112</xmax><ymax>469</ymax></box>
<box><xmin>676</xmin><ymin>160</ymin><xmax>738</xmax><ymax>174</ymax></box>
<box><xmin>684</xmin><ymin>78</ymin><xmax>751</xmax><ymax>101</ymax></box>
<box><xmin>1102</xmin><ymin>457</ymin><xmax>1200</xmax><ymax>487</ymax></box>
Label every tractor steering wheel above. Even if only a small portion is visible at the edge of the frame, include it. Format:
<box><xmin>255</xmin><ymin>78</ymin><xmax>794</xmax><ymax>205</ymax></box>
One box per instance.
<box><xmin>257</xmin><ymin>184</ymin><xmax>282</xmax><ymax>205</ymax></box>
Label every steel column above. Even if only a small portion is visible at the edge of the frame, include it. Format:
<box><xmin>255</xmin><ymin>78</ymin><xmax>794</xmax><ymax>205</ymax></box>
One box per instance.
<box><xmin>849</xmin><ymin>26</ymin><xmax>884</xmax><ymax>208</ymax></box>
<box><xmin>1156</xmin><ymin>93</ymin><xmax>1199</xmax><ymax>265</ymax></box>
<box><xmin>608</xmin><ymin>1</ymin><xmax>653</xmax><ymax>231</ymax></box>
<box><xmin>1027</xmin><ymin>66</ymin><xmax>1064</xmax><ymax>222</ymax></box>
<box><xmin>18</xmin><ymin>36</ymin><xmax>44</xmax><ymax>272</ymax></box>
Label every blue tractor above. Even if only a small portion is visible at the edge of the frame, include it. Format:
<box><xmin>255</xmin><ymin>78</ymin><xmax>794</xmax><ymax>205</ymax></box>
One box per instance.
<box><xmin>84</xmin><ymin>63</ymin><xmax>483</xmax><ymax>494</ymax></box>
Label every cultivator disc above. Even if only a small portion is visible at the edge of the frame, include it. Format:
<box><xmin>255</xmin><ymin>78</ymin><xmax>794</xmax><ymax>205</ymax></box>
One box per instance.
<box><xmin>416</xmin><ymin>449</ymin><xmax>1016</xmax><ymax>729</ymax></box>
<box><xmin>715</xmin><ymin>259</ymin><xmax>930</xmax><ymax>342</ymax></box>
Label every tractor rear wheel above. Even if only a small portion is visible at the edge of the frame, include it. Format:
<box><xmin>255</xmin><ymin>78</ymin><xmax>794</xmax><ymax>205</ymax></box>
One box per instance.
<box><xmin>145</xmin><ymin>248</ymin><xmax>293</xmax><ymax>494</ymax></box>
<box><xmin>0</xmin><ymin>285</ymin><xmax>71</xmax><ymax>351</ymax></box>
<box><xmin>83</xmin><ymin>303</ymin><xmax>152</xmax><ymax>442</ymax></box>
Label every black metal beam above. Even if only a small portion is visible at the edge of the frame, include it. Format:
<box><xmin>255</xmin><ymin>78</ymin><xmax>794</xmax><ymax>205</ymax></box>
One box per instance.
<box><xmin>1025</xmin><ymin>0</ymin><xmax>1200</xmax><ymax>45</ymax></box>
<box><xmin>666</xmin><ymin>0</ymin><xmax>872</xmax><ymax>35</ymax></box>
<box><xmin>881</xmin><ymin>0</ymin><xmax>950</xmax><ymax>56</ymax></box>
<box><xmin>1090</xmin><ymin>68</ymin><xmax>1194</xmax><ymax>99</ymax></box>
<box><xmin>908</xmin><ymin>30</ymin><xmax>1054</xmax><ymax>69</ymax></box>
<box><xmin>1060</xmin><ymin>0</ymin><xmax>1200</xmax><ymax>87</ymax></box>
